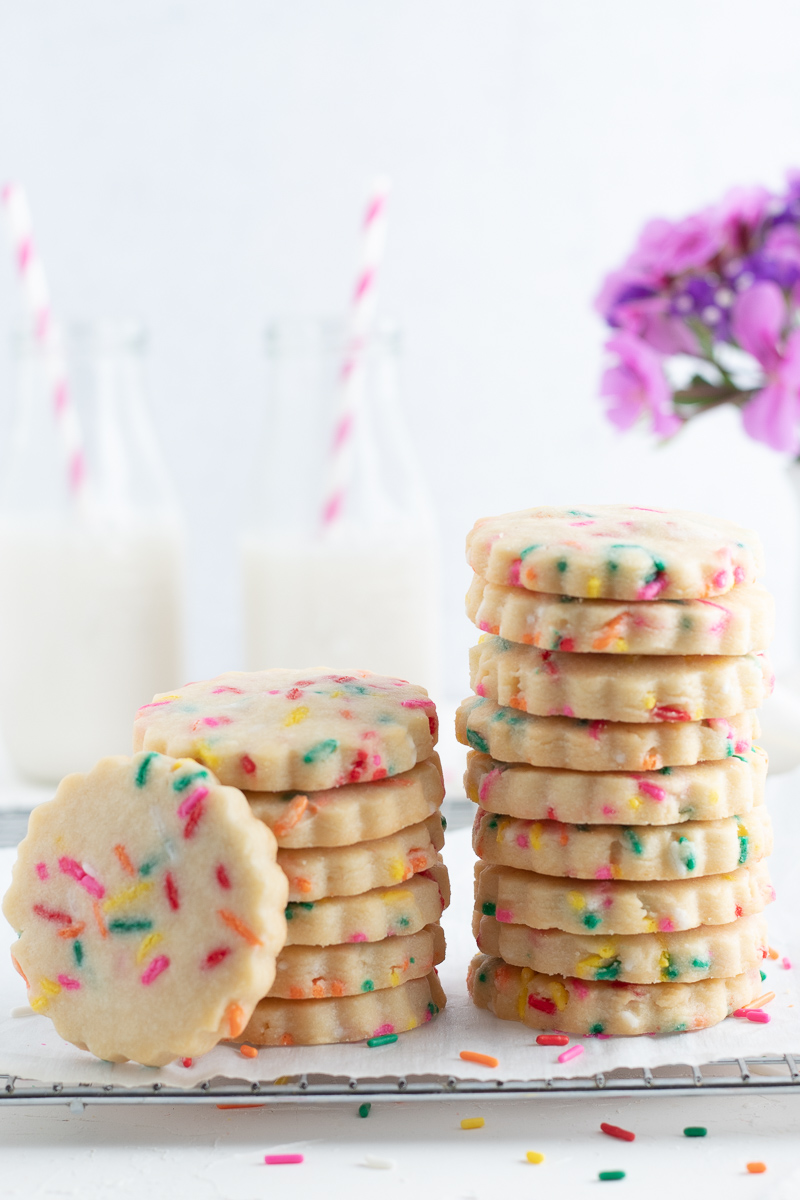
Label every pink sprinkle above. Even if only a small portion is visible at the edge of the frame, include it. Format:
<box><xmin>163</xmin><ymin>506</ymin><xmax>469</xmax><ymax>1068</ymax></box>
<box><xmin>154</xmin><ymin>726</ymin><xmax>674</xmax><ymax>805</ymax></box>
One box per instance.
<box><xmin>588</xmin><ymin>720</ymin><xmax>606</xmax><ymax>741</ymax></box>
<box><xmin>657</xmin><ymin>918</ymin><xmax>675</xmax><ymax>932</ymax></box>
<box><xmin>595</xmin><ymin>866</ymin><xmax>613</xmax><ymax>880</ymax></box>
<box><xmin>35</xmin><ymin>862</ymin><xmax>49</xmax><ymax>880</ymax></box>
<box><xmin>516</xmin><ymin>834</ymin><xmax>528</xmax><ymax>848</ymax></box>
<box><xmin>746</xmin><ymin>1009</ymin><xmax>770</xmax><ymax>1024</ymax></box>
<box><xmin>265</xmin><ymin>1155</ymin><xmax>303</xmax><ymax>1166</ymax></box>
<box><xmin>571</xmin><ymin>979</ymin><xmax>590</xmax><ymax>1000</ymax></box>
<box><xmin>734</xmin><ymin>740</ymin><xmax>750</xmax><ymax>754</ymax></box>
<box><xmin>478</xmin><ymin>768</ymin><xmax>503</xmax><ymax>802</ymax></box>
<box><xmin>212</xmin><ymin>686</ymin><xmax>243</xmax><ymax>694</ymax></box>
<box><xmin>496</xmin><ymin>908</ymin><xmax>513</xmax><ymax>923</ymax></box>
<box><xmin>637</xmin><ymin>780</ymin><xmax>666</xmax><ymax>802</ymax></box>
<box><xmin>562</xmin><ymin>706</ymin><xmax>575</xmax><ymax>718</ymax></box>
<box><xmin>782</xmin><ymin>957</ymin><xmax>792</xmax><ymax>969</ymax></box>
<box><xmin>601</xmin><ymin>805</ymin><xmax>616</xmax><ymax>816</ymax></box>
<box><xmin>558</xmin><ymin>1044</ymin><xmax>584</xmax><ymax>1063</ymax></box>
<box><xmin>137</xmin><ymin>700</ymin><xmax>174</xmax><ymax>711</ymax></box>
<box><xmin>475</xmin><ymin>681</ymin><xmax>486</xmax><ymax>697</ymax></box>
<box><xmin>637</xmin><ymin>576</ymin><xmax>668</xmax><ymax>600</ymax></box>
<box><xmin>141</xmin><ymin>955</ymin><xmax>170</xmax><ymax>985</ymax></box>
<box><xmin>508</xmin><ymin>558</ymin><xmax>522</xmax><ymax>587</ymax></box>
<box><xmin>56</xmin><ymin>974</ymin><xmax>81</xmax><ymax>990</ymax></box>
<box><xmin>216</xmin><ymin>864</ymin><xmax>231</xmax><ymax>889</ymax></box>
<box><xmin>399</xmin><ymin>698</ymin><xmax>435</xmax><ymax>708</ymax></box>
<box><xmin>733</xmin><ymin>1008</ymin><xmax>748</xmax><ymax>1018</ymax></box>
<box><xmin>372</xmin><ymin>1023</ymin><xmax>394</xmax><ymax>1037</ymax></box>
<box><xmin>58</xmin><ymin>857</ymin><xmax>105</xmax><ymax>899</ymax></box>
<box><xmin>177</xmin><ymin>786</ymin><xmax>209</xmax><ymax>819</ymax></box>
<box><xmin>348</xmin><ymin>932</ymin><xmax>367</xmax><ymax>943</ymax></box>
<box><xmin>712</xmin><ymin>569</ymin><xmax>730</xmax><ymax>589</ymax></box>
<box><xmin>734</xmin><ymin>565</ymin><xmax>746</xmax><ymax>583</ymax></box>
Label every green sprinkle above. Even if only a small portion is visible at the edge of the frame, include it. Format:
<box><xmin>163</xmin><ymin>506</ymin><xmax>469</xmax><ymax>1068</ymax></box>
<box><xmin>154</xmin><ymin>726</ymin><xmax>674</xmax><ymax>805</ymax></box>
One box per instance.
<box><xmin>684</xmin><ymin>1126</ymin><xmax>707</xmax><ymax>1137</ymax></box>
<box><xmin>139</xmin><ymin>858</ymin><xmax>158</xmax><ymax>877</ymax></box>
<box><xmin>761</xmin><ymin>969</ymin><xmax>767</xmax><ymax>982</ymax></box>
<box><xmin>441</xmin><ymin>815</ymin><xmax>447</xmax><ymax>830</ymax></box>
<box><xmin>599</xmin><ymin>1171</ymin><xmax>625</xmax><ymax>1181</ymax></box>
<box><xmin>583</xmin><ymin>912</ymin><xmax>602</xmax><ymax>929</ymax></box>
<box><xmin>303</xmin><ymin>738</ymin><xmax>338</xmax><ymax>764</ymax></box>
<box><xmin>691</xmin><ymin>958</ymin><xmax>710</xmax><ymax>971</ymax></box>
<box><xmin>367</xmin><ymin>1034</ymin><xmax>398</xmax><ymax>1048</ymax></box>
<box><xmin>135</xmin><ymin>752</ymin><xmax>158</xmax><ymax>788</ymax></box>
<box><xmin>427</xmin><ymin>1002</ymin><xmax>439</xmax><ymax>1015</ymax></box>
<box><xmin>590</xmin><ymin>1023</ymin><xmax>605</xmax><ymax>1035</ymax></box>
<box><xmin>680</xmin><ymin>615</ymin><xmax>693</xmax><ymax>630</ymax></box>
<box><xmin>358</xmin><ymin>1103</ymin><xmax>371</xmax><ymax>1118</ymax></box>
<box><xmin>559</xmin><ymin>595</ymin><xmax>577</xmax><ymax>603</ymax></box>
<box><xmin>659</xmin><ymin>766</ymin><xmax>673</xmax><ymax>775</ymax></box>
<box><xmin>738</xmin><ymin>835</ymin><xmax>748</xmax><ymax>864</ymax></box>
<box><xmin>519</xmin><ymin>544</ymin><xmax>540</xmax><ymax>559</ymax></box>
<box><xmin>108</xmin><ymin>919</ymin><xmax>153</xmax><ymax>933</ymax></box>
<box><xmin>361</xmin><ymin>980</ymin><xmax>374</xmax><ymax>992</ymax></box>
<box><xmin>172</xmin><ymin>769</ymin><xmax>208</xmax><ymax>792</ymax></box>
<box><xmin>482</xmin><ymin>901</ymin><xmax>496</xmax><ymax>917</ymax></box>
<box><xmin>409</xmin><ymin>957</ymin><xmax>415</xmax><ymax>964</ymax></box>
<box><xmin>596</xmin><ymin>959</ymin><xmax>621</xmax><ymax>981</ymax></box>
<box><xmin>73</xmin><ymin>940</ymin><xmax>83</xmax><ymax>967</ymax></box>
<box><xmin>487</xmin><ymin>817</ymin><xmax>498</xmax><ymax>829</ymax></box>
<box><xmin>397</xmin><ymin>916</ymin><xmax>410</xmax><ymax>927</ymax></box>
<box><xmin>624</xmin><ymin>829</ymin><xmax>643</xmax><ymax>855</ymax></box>
<box><xmin>299</xmin><ymin>902</ymin><xmax>314</xmax><ymax>911</ymax></box>
<box><xmin>556</xmin><ymin>559</ymin><xmax>568</xmax><ymax>573</ymax></box>
<box><xmin>284</xmin><ymin>906</ymin><xmax>293</xmax><ymax>920</ymax></box>
<box><xmin>661</xmin><ymin>958</ymin><xmax>680</xmax><ymax>981</ymax></box>
<box><xmin>466</xmin><ymin>729</ymin><xmax>490</xmax><ymax>754</ymax></box>
<box><xmin>478</xmin><ymin>972</ymin><xmax>487</xmax><ymax>983</ymax></box>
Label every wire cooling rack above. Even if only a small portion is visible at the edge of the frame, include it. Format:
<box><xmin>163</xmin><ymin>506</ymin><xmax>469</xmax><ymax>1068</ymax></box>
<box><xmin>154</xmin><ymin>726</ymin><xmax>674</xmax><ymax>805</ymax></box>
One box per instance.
<box><xmin>2</xmin><ymin>1056</ymin><xmax>800</xmax><ymax>1105</ymax></box>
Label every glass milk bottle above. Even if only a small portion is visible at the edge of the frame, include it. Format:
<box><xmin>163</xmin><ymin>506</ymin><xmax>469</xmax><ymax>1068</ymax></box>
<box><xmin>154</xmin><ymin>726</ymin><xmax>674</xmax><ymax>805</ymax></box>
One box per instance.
<box><xmin>240</xmin><ymin>318</ymin><xmax>441</xmax><ymax>692</ymax></box>
<box><xmin>0</xmin><ymin>320</ymin><xmax>184</xmax><ymax>782</ymax></box>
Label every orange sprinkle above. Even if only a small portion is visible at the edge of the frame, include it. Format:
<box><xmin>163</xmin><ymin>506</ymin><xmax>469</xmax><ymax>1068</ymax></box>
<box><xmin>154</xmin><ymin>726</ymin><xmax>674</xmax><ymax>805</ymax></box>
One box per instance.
<box><xmin>747</xmin><ymin>1162</ymin><xmax>767</xmax><ymax>1174</ymax></box>
<box><xmin>272</xmin><ymin>795</ymin><xmax>309</xmax><ymax>839</ymax></box>
<box><xmin>216</xmin><ymin>1103</ymin><xmax>265</xmax><ymax>1110</ymax></box>
<box><xmin>239</xmin><ymin>1044</ymin><xmax>258</xmax><ymax>1059</ymax></box>
<box><xmin>280</xmin><ymin>1033</ymin><xmax>294</xmax><ymax>1047</ymax></box>
<box><xmin>226</xmin><ymin>1002</ymin><xmax>246</xmax><ymax>1038</ymax></box>
<box><xmin>747</xmin><ymin>991</ymin><xmax>775</xmax><ymax>1009</ymax></box>
<box><xmin>768</xmin><ymin>947</ymin><xmax>780</xmax><ymax>960</ymax></box>
<box><xmin>291</xmin><ymin>877</ymin><xmax>314</xmax><ymax>895</ymax></box>
<box><xmin>460</xmin><ymin>1050</ymin><xmax>499</xmax><ymax>1068</ymax></box>
<box><xmin>92</xmin><ymin>901</ymin><xmax>108</xmax><ymax>938</ymax></box>
<box><xmin>10</xmin><ymin>952</ymin><xmax>29</xmax><ymax>987</ymax></box>
<box><xmin>57</xmin><ymin>922</ymin><xmax>86</xmax><ymax>940</ymax></box>
<box><xmin>113</xmin><ymin>844</ymin><xmax>136</xmax><ymax>876</ymax></box>
<box><xmin>218</xmin><ymin>909</ymin><xmax>263</xmax><ymax>947</ymax></box>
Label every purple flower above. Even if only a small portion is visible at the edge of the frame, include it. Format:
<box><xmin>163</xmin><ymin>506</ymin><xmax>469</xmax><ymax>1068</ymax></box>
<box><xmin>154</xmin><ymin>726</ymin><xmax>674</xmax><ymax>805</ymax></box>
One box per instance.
<box><xmin>628</xmin><ymin>211</ymin><xmax>721</xmax><ymax>278</ymax></box>
<box><xmin>716</xmin><ymin>186</ymin><xmax>770</xmax><ymax>254</ymax></box>
<box><xmin>732</xmin><ymin>281</ymin><xmax>800</xmax><ymax>452</ymax></box>
<box><xmin>600</xmin><ymin>332</ymin><xmax>681</xmax><ymax>437</ymax></box>
<box><xmin>615</xmin><ymin>293</ymin><xmax>701</xmax><ymax>355</ymax></box>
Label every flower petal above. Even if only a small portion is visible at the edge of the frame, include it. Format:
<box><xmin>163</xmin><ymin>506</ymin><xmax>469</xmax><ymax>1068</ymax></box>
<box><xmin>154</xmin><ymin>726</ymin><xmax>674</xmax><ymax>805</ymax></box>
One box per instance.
<box><xmin>732</xmin><ymin>281</ymin><xmax>786</xmax><ymax>371</ymax></box>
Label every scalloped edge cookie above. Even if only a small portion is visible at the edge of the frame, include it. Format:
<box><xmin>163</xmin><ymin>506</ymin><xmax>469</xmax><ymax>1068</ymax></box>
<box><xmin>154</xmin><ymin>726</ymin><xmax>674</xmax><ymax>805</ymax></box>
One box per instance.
<box><xmin>271</xmin><ymin>922</ymin><xmax>445</xmax><ymax>998</ymax></box>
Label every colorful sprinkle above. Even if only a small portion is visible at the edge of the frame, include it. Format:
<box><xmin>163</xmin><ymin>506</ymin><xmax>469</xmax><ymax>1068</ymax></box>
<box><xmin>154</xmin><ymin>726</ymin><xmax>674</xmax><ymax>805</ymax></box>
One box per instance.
<box><xmin>461</xmin><ymin>1118</ymin><xmax>484</xmax><ymax>1130</ymax></box>
<box><xmin>265</xmin><ymin>1154</ymin><xmax>303</xmax><ymax>1165</ymax></box>
<box><xmin>459</xmin><ymin>1051</ymin><xmax>499</xmax><ymax>1067</ymax></box>
<box><xmin>135</xmin><ymin>752</ymin><xmax>158</xmax><ymax>787</ymax></box>
<box><xmin>216</xmin><ymin>864</ymin><xmax>231</xmax><ymax>889</ymax></box>
<box><xmin>367</xmin><ymin>1033</ymin><xmax>398</xmax><ymax>1047</ymax></box>
<box><xmin>140</xmin><ymin>955</ymin><xmax>170</xmax><ymax>985</ymax></box>
<box><xmin>745</xmin><ymin>1010</ymin><xmax>770</xmax><ymax>1024</ymax></box>
<box><xmin>239</xmin><ymin>1044</ymin><xmax>258</xmax><ymax>1058</ymax></box>
<box><xmin>218</xmin><ymin>909</ymin><xmax>263</xmax><ymax>946</ymax></box>
<box><xmin>113</xmin><ymin>844</ymin><xmax>136</xmax><ymax>876</ymax></box>
<box><xmin>599</xmin><ymin>1171</ymin><xmax>626</xmax><ymax>1181</ymax></box>
<box><xmin>203</xmin><ymin>946</ymin><xmax>232</xmax><ymax>969</ymax></box>
<box><xmin>177</xmin><ymin>786</ymin><xmax>209</xmax><ymax>820</ymax></box>
<box><xmin>56</xmin><ymin>974</ymin><xmax>81</xmax><ymax>990</ymax></box>
<box><xmin>33</xmin><ymin>903</ymin><xmax>73</xmax><ymax>925</ymax></box>
<box><xmin>358</xmin><ymin>1103</ymin><xmax>371</xmax><ymax>1118</ymax></box>
<box><xmin>273</xmin><ymin>795</ymin><xmax>309</xmax><ymax>838</ymax></box>
<box><xmin>558</xmin><ymin>1044</ymin><xmax>584</xmax><ymax>1064</ymax></box>
<box><xmin>747</xmin><ymin>1162</ymin><xmax>766</xmax><ymax>1173</ymax></box>
<box><xmin>684</xmin><ymin>1127</ymin><xmax>707</xmax><ymax>1137</ymax></box>
<box><xmin>526</xmin><ymin>1151</ymin><xmax>545</xmax><ymax>1164</ymax></box>
<box><xmin>226</xmin><ymin>1002</ymin><xmax>246</xmax><ymax>1037</ymax></box>
<box><xmin>303</xmin><ymin>739</ymin><xmax>338</xmax><ymax>764</ymax></box>
<box><xmin>58</xmin><ymin>857</ymin><xmax>105</xmax><ymax>899</ymax></box>
<box><xmin>537</xmin><ymin>1034</ymin><xmax>569</xmax><ymax>1046</ymax></box>
<box><xmin>601</xmin><ymin>1123</ymin><xmax>635</xmax><ymax>1142</ymax></box>
<box><xmin>165</xmin><ymin>872</ymin><xmax>180</xmax><ymax>911</ymax></box>
<box><xmin>35</xmin><ymin>862</ymin><xmax>49</xmax><ymax>880</ymax></box>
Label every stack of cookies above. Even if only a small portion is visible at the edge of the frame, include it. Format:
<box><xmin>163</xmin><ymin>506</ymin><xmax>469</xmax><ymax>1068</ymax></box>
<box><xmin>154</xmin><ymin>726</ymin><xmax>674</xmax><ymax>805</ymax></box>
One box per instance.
<box><xmin>458</xmin><ymin>505</ymin><xmax>776</xmax><ymax>1036</ymax></box>
<box><xmin>133</xmin><ymin>668</ymin><xmax>449</xmax><ymax>1047</ymax></box>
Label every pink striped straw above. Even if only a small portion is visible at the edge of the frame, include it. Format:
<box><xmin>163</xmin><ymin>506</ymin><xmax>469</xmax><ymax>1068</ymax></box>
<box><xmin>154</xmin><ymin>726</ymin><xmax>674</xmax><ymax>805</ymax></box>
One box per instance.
<box><xmin>320</xmin><ymin>175</ymin><xmax>391</xmax><ymax>529</ymax></box>
<box><xmin>1</xmin><ymin>183</ymin><xmax>87</xmax><ymax>501</ymax></box>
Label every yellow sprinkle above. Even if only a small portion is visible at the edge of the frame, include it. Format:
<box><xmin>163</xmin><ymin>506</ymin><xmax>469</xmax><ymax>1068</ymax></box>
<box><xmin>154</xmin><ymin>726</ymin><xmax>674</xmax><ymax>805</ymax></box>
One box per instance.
<box><xmin>526</xmin><ymin>1151</ymin><xmax>545</xmax><ymax>1165</ymax></box>
<box><xmin>390</xmin><ymin>969</ymin><xmax>401</xmax><ymax>987</ymax></box>
<box><xmin>627</xmin><ymin>795</ymin><xmax>641</xmax><ymax>810</ymax></box>
<box><xmin>30</xmin><ymin>996</ymin><xmax>49</xmax><ymax>1013</ymax></box>
<box><xmin>478</xmin><ymin>632</ymin><xmax>489</xmax><ymax>643</ymax></box>
<box><xmin>388</xmin><ymin>857</ymin><xmax>406</xmax><ymax>882</ymax></box>
<box><xmin>709</xmin><ymin>790</ymin><xmax>719</xmax><ymax>804</ymax></box>
<box><xmin>159</xmin><ymin>694</ymin><xmax>182</xmax><ymax>702</ymax></box>
<box><xmin>466</xmin><ymin>782</ymin><xmax>480</xmax><ymax>804</ymax></box>
<box><xmin>659</xmin><ymin>949</ymin><xmax>670</xmax><ymax>970</ymax></box>
<box><xmin>615</xmin><ymin>638</ymin><xmax>628</xmax><ymax>652</ymax></box>
<box><xmin>40</xmin><ymin>977</ymin><xmax>62</xmax><ymax>996</ymax></box>
<box><xmin>567</xmin><ymin>891</ymin><xmax>585</xmax><ymax>911</ymax></box>
<box><xmin>136</xmin><ymin>931</ymin><xmax>164</xmax><ymax>965</ymax></box>
<box><xmin>193</xmin><ymin>741</ymin><xmax>221</xmax><ymax>771</ymax></box>
<box><xmin>520</xmin><ymin>967</ymin><xmax>534</xmax><ymax>983</ymax></box>
<box><xmin>329</xmin><ymin>690</ymin><xmax>343</xmax><ymax>698</ymax></box>
<box><xmin>738</xmin><ymin>822</ymin><xmax>748</xmax><ymax>837</ymax></box>
<box><xmin>273</xmin><ymin>1076</ymin><xmax>290</xmax><ymax>1086</ymax></box>
<box><xmin>518</xmin><ymin>966</ymin><xmax>533</xmax><ymax>1021</ymax></box>
<box><xmin>644</xmin><ymin>917</ymin><xmax>657</xmax><ymax>933</ymax></box>
<box><xmin>405</xmin><ymin>1017</ymin><xmax>418</xmax><ymax>1030</ymax></box>
<box><xmin>461</xmin><ymin>1117</ymin><xmax>484</xmax><ymax>1130</ymax></box>
<box><xmin>643</xmin><ymin>693</ymin><xmax>656</xmax><ymax>710</ymax></box>
<box><xmin>284</xmin><ymin>705</ymin><xmax>310</xmax><ymax>727</ymax></box>
<box><xmin>586</xmin><ymin>577</ymin><xmax>601</xmax><ymax>598</ymax></box>
<box><xmin>549</xmin><ymin>980</ymin><xmax>569</xmax><ymax>1011</ymax></box>
<box><xmin>721</xmin><ymin>873</ymin><xmax>734</xmax><ymax>881</ymax></box>
<box><xmin>528</xmin><ymin>822</ymin><xmax>542</xmax><ymax>851</ymax></box>
<box><xmin>103</xmin><ymin>881</ymin><xmax>154</xmax><ymax>913</ymax></box>
<box><xmin>576</xmin><ymin>955</ymin><xmax>601</xmax><ymax>977</ymax></box>
<box><xmin>382</xmin><ymin>889</ymin><xmax>413</xmax><ymax>903</ymax></box>
<box><xmin>495</xmin><ymin>817</ymin><xmax>512</xmax><ymax>844</ymax></box>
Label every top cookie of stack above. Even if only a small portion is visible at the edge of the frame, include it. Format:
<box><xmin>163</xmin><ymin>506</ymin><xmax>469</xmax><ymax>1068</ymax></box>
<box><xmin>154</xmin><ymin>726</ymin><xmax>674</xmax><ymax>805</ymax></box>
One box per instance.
<box><xmin>134</xmin><ymin>668</ymin><xmax>448</xmax><ymax>1046</ymax></box>
<box><xmin>459</xmin><ymin>505</ymin><xmax>776</xmax><ymax>1037</ymax></box>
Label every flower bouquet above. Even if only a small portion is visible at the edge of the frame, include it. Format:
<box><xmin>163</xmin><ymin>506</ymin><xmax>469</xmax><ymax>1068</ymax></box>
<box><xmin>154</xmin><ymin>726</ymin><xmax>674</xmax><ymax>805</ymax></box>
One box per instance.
<box><xmin>597</xmin><ymin>174</ymin><xmax>800</xmax><ymax>453</ymax></box>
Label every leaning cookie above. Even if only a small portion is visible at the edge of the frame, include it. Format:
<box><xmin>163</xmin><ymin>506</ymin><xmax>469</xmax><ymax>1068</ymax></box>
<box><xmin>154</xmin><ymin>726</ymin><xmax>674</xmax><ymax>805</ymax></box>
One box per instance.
<box><xmin>456</xmin><ymin>696</ymin><xmax>759</xmax><ymax>771</ymax></box>
<box><xmin>465</xmin><ymin>575</ymin><xmax>774</xmax><ymax>656</ymax></box>
<box><xmin>468</xmin><ymin>954</ymin><xmax>762</xmax><ymax>1035</ymax></box>
<box><xmin>470</xmin><ymin>636</ymin><xmax>774</xmax><ymax>722</ymax></box>
<box><xmin>473</xmin><ymin>911</ymin><xmax>768</xmax><ymax>984</ymax></box>
<box><xmin>2</xmin><ymin>752</ymin><xmax>288</xmax><ymax>1066</ymax></box>
<box><xmin>465</xmin><ymin>748</ymin><xmax>767</xmax><ymax>825</ymax></box>
<box><xmin>237</xmin><ymin>970</ymin><xmax>446</xmax><ymax>1046</ymax></box>
<box><xmin>271</xmin><ymin>923</ymin><xmax>445</xmax><ymax>998</ymax></box>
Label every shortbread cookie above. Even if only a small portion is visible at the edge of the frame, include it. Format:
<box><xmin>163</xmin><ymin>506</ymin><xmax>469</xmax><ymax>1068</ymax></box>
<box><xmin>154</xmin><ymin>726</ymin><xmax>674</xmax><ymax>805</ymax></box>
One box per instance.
<box><xmin>473</xmin><ymin>807</ymin><xmax>772</xmax><ymax>881</ymax></box>
<box><xmin>465</xmin><ymin>747</ymin><xmax>768</xmax><ymax>825</ymax></box>
<box><xmin>284</xmin><ymin>864</ymin><xmax>450</xmax><ymax>946</ymax></box>
<box><xmin>248</xmin><ymin>755</ymin><xmax>444</xmax><ymax>849</ymax></box>
<box><xmin>474</xmin><ymin>860</ymin><xmax>775</xmax><ymax>935</ymax></box>
<box><xmin>2</xmin><ymin>752</ymin><xmax>288</xmax><ymax>1067</ymax></box>
<box><xmin>237</xmin><ymin>970</ymin><xmax>446</xmax><ymax>1046</ymax></box>
<box><xmin>466</xmin><ymin>575</ymin><xmax>774</xmax><ymax>656</ymax></box>
<box><xmin>456</xmin><ymin>696</ymin><xmax>759</xmax><ymax>771</ymax></box>
<box><xmin>468</xmin><ymin>954</ymin><xmax>761</xmax><ymax>1035</ymax></box>
<box><xmin>470</xmin><ymin>636</ymin><xmax>773</xmax><ymax>722</ymax></box>
<box><xmin>134</xmin><ymin>668</ymin><xmax>438</xmax><ymax>791</ymax></box>
<box><xmin>473</xmin><ymin>911</ymin><xmax>769</xmax><ymax>984</ymax></box>
<box><xmin>278</xmin><ymin>812</ymin><xmax>446</xmax><ymax>901</ymax></box>
<box><xmin>271</xmin><ymin>923</ymin><xmax>445</xmax><ymax>998</ymax></box>
<box><xmin>466</xmin><ymin>505</ymin><xmax>763</xmax><ymax>601</ymax></box>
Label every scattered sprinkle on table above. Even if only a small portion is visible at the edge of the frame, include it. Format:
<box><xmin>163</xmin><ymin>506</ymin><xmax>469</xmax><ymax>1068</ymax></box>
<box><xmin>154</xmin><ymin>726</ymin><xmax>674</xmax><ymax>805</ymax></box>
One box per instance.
<box><xmin>358</xmin><ymin>1103</ymin><xmax>371</xmax><ymax>1118</ymax></box>
<box><xmin>180</xmin><ymin>1057</ymin><xmax>192</xmax><ymax>1068</ymax></box>
<box><xmin>782</xmin><ymin>957</ymin><xmax>792</xmax><ymax>969</ymax></box>
<box><xmin>537</xmin><ymin>1034</ymin><xmax>569</xmax><ymax>1046</ymax></box>
<box><xmin>460</xmin><ymin>1051</ymin><xmax>499</xmax><ymax>1067</ymax></box>
<box><xmin>599</xmin><ymin>1170</ymin><xmax>626</xmax><ymax>1181</ymax></box>
<box><xmin>362</xmin><ymin>1155</ymin><xmax>395</xmax><ymax>1170</ymax></box>
<box><xmin>216</xmin><ymin>1103</ymin><xmax>265</xmax><ymax>1110</ymax></box>
<box><xmin>747</xmin><ymin>1162</ymin><xmax>767</xmax><ymax>1174</ymax></box>
<box><xmin>526</xmin><ymin>1151</ymin><xmax>545</xmax><ymax>1164</ymax></box>
<box><xmin>239</xmin><ymin>1044</ymin><xmax>258</xmax><ymax>1058</ymax></box>
<box><xmin>558</xmin><ymin>1044</ymin><xmax>584</xmax><ymax>1063</ymax></box>
<box><xmin>461</xmin><ymin>1117</ymin><xmax>485</xmax><ymax>1130</ymax></box>
<box><xmin>746</xmin><ymin>1010</ymin><xmax>770</xmax><ymax>1024</ymax></box>
<box><xmin>265</xmin><ymin>1154</ymin><xmax>303</xmax><ymax>1165</ymax></box>
<box><xmin>760</xmin><ymin>970</ymin><xmax>767</xmax><ymax>981</ymax></box>
<box><xmin>601</xmin><ymin>1123</ymin><xmax>635</xmax><ymax>1142</ymax></box>
<box><xmin>367</xmin><ymin>1033</ymin><xmax>398</xmax><ymax>1047</ymax></box>
<box><xmin>748</xmin><ymin>991</ymin><xmax>775</xmax><ymax>1009</ymax></box>
<box><xmin>768</xmin><ymin>947</ymin><xmax>780</xmax><ymax>960</ymax></box>
<box><xmin>684</xmin><ymin>1127</ymin><xmax>707</xmax><ymax>1137</ymax></box>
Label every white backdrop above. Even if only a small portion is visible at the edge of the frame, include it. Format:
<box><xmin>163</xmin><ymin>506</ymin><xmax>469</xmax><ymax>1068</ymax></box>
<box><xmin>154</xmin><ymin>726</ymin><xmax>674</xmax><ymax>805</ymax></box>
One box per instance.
<box><xmin>0</xmin><ymin>0</ymin><xmax>799</xmax><ymax>699</ymax></box>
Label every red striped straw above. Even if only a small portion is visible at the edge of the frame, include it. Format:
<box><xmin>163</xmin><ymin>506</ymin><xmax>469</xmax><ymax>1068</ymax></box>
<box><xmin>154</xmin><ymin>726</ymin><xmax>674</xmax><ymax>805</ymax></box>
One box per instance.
<box><xmin>1</xmin><ymin>183</ymin><xmax>88</xmax><ymax>501</ymax></box>
<box><xmin>320</xmin><ymin>175</ymin><xmax>391</xmax><ymax>529</ymax></box>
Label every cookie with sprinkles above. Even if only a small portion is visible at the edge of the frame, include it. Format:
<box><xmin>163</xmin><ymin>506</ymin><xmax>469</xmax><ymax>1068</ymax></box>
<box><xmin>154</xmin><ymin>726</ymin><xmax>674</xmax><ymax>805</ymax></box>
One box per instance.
<box><xmin>456</xmin><ymin>695</ymin><xmax>759</xmax><ymax>771</ymax></box>
<box><xmin>474</xmin><ymin>860</ymin><xmax>775</xmax><ymax>936</ymax></box>
<box><xmin>468</xmin><ymin>953</ymin><xmax>762</xmax><ymax>1035</ymax></box>
<box><xmin>238</xmin><ymin>969</ymin><xmax>446</xmax><ymax>1046</ymax></box>
<box><xmin>278</xmin><ymin>812</ymin><xmax>445</xmax><ymax>901</ymax></box>
<box><xmin>473</xmin><ymin>806</ymin><xmax>772</xmax><ymax>881</ymax></box>
<box><xmin>466</xmin><ymin>505</ymin><xmax>763</xmax><ymax>601</ymax></box>
<box><xmin>465</xmin><ymin>747</ymin><xmax>768</xmax><ymax>825</ymax></box>
<box><xmin>466</xmin><ymin>576</ymin><xmax>774</xmax><ymax>656</ymax></box>
<box><xmin>2</xmin><ymin>752</ymin><xmax>288</xmax><ymax>1066</ymax></box>
<box><xmin>133</xmin><ymin>668</ymin><xmax>438</xmax><ymax>791</ymax></box>
<box><xmin>470</xmin><ymin>636</ymin><xmax>774</xmax><ymax>723</ymax></box>
<box><xmin>284</xmin><ymin>863</ymin><xmax>450</xmax><ymax>946</ymax></box>
<box><xmin>248</xmin><ymin>755</ymin><xmax>444</xmax><ymax>848</ymax></box>
<box><xmin>271</xmin><ymin>922</ymin><xmax>445</xmax><ymax>998</ymax></box>
<box><xmin>473</xmin><ymin>911</ymin><xmax>769</xmax><ymax>984</ymax></box>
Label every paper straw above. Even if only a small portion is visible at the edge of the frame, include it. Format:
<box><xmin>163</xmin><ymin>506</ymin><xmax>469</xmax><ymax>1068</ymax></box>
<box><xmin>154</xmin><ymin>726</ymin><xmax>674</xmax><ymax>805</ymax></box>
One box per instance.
<box><xmin>1</xmin><ymin>182</ymin><xmax>87</xmax><ymax>500</ymax></box>
<box><xmin>320</xmin><ymin>175</ymin><xmax>391</xmax><ymax>529</ymax></box>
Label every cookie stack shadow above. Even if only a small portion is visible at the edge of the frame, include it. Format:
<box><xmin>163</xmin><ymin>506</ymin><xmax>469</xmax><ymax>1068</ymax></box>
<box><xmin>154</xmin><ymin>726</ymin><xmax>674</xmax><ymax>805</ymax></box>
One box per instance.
<box><xmin>457</xmin><ymin>506</ymin><xmax>777</xmax><ymax>1037</ymax></box>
